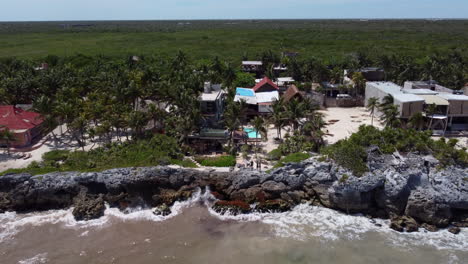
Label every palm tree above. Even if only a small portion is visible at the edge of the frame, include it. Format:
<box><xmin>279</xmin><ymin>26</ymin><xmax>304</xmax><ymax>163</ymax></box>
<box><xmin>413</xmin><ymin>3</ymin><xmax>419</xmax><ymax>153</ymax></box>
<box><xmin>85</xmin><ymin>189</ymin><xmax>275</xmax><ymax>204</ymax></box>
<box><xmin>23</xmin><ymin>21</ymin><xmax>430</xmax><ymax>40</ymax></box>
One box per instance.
<box><xmin>302</xmin><ymin>111</ymin><xmax>326</xmax><ymax>151</ymax></box>
<box><xmin>379</xmin><ymin>94</ymin><xmax>394</xmax><ymax>113</ymax></box>
<box><xmin>127</xmin><ymin>111</ymin><xmax>150</xmax><ymax>139</ymax></box>
<box><xmin>252</xmin><ymin>116</ymin><xmax>268</xmax><ymax>171</ymax></box>
<box><xmin>224</xmin><ymin>100</ymin><xmax>246</xmax><ymax>147</ymax></box>
<box><xmin>0</xmin><ymin>128</ymin><xmax>16</xmax><ymax>155</ymax></box>
<box><xmin>408</xmin><ymin>112</ymin><xmax>425</xmax><ymax>131</ymax></box>
<box><xmin>147</xmin><ymin>103</ymin><xmax>165</xmax><ymax>131</ymax></box>
<box><xmin>380</xmin><ymin>104</ymin><xmax>401</xmax><ymax>128</ymax></box>
<box><xmin>426</xmin><ymin>103</ymin><xmax>438</xmax><ymax>130</ymax></box>
<box><xmin>284</xmin><ymin>98</ymin><xmax>305</xmax><ymax>130</ymax></box>
<box><xmin>366</xmin><ymin>97</ymin><xmax>380</xmax><ymax>126</ymax></box>
<box><xmin>352</xmin><ymin>72</ymin><xmax>366</xmax><ymax>96</ymax></box>
<box><xmin>270</xmin><ymin>98</ymin><xmax>286</xmax><ymax>139</ymax></box>
<box><xmin>69</xmin><ymin>115</ymin><xmax>88</xmax><ymax>151</ymax></box>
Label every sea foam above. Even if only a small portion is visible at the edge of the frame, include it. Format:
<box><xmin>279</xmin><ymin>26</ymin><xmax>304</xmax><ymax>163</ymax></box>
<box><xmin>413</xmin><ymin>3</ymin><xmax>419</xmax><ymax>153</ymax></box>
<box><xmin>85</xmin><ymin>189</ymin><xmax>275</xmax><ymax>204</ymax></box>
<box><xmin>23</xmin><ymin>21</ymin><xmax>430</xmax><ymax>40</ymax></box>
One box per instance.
<box><xmin>1</xmin><ymin>189</ymin><xmax>467</xmax><ymax>253</ymax></box>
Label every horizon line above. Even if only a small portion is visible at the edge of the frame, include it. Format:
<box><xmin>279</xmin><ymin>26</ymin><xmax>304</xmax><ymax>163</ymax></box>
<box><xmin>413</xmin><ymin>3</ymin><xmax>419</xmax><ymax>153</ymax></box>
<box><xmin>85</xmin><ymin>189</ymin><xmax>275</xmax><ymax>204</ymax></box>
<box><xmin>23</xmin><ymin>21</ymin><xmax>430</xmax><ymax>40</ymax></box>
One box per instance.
<box><xmin>1</xmin><ymin>18</ymin><xmax>468</xmax><ymax>23</ymax></box>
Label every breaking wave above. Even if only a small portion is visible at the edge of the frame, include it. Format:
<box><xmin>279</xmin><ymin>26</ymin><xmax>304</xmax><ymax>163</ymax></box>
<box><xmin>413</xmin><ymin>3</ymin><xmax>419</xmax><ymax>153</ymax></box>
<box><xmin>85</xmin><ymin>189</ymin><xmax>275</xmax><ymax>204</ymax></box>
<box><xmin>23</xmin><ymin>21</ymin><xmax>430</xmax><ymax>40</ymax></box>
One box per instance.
<box><xmin>1</xmin><ymin>188</ymin><xmax>467</xmax><ymax>253</ymax></box>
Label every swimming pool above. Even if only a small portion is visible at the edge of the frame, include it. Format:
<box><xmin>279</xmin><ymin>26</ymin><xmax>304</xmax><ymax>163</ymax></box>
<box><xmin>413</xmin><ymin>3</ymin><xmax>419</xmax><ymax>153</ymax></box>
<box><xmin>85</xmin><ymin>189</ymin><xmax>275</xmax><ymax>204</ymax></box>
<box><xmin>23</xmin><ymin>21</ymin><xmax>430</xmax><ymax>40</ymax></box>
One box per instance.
<box><xmin>236</xmin><ymin>88</ymin><xmax>255</xmax><ymax>97</ymax></box>
<box><xmin>244</xmin><ymin>128</ymin><xmax>261</xmax><ymax>139</ymax></box>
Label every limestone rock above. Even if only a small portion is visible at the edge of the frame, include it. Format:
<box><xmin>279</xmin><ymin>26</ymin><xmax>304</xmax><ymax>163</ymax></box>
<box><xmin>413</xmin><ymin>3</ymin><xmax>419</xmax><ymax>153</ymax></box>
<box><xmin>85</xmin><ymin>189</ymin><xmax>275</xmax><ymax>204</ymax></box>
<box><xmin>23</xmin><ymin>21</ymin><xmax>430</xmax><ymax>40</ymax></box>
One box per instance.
<box><xmin>72</xmin><ymin>194</ymin><xmax>105</xmax><ymax>221</ymax></box>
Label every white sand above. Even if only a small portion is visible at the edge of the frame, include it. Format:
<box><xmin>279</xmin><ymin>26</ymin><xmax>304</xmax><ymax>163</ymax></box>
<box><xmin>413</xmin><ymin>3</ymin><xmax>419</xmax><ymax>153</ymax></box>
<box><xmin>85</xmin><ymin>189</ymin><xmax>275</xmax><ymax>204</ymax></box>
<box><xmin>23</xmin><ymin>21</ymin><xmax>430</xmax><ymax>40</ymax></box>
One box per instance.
<box><xmin>319</xmin><ymin>107</ymin><xmax>383</xmax><ymax>144</ymax></box>
<box><xmin>0</xmin><ymin>125</ymin><xmax>127</xmax><ymax>172</ymax></box>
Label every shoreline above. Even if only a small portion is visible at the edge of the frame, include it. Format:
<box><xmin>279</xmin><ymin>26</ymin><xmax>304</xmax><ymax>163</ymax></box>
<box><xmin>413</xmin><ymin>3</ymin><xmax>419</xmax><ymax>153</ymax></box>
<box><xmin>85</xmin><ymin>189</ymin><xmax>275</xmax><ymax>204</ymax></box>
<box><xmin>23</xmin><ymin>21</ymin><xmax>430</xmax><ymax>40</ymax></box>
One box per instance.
<box><xmin>1</xmin><ymin>152</ymin><xmax>467</xmax><ymax>234</ymax></box>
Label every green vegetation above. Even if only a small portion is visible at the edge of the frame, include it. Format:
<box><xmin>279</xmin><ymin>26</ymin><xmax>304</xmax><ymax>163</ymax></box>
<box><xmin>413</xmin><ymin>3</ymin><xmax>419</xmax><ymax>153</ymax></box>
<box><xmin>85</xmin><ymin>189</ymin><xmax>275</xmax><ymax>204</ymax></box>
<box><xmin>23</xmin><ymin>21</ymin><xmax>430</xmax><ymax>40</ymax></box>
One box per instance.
<box><xmin>323</xmin><ymin>125</ymin><xmax>468</xmax><ymax>176</ymax></box>
<box><xmin>0</xmin><ymin>20</ymin><xmax>467</xmax><ymax>63</ymax></box>
<box><xmin>273</xmin><ymin>152</ymin><xmax>312</xmax><ymax>168</ymax></box>
<box><xmin>278</xmin><ymin>134</ymin><xmax>316</xmax><ymax>155</ymax></box>
<box><xmin>267</xmin><ymin>149</ymin><xmax>283</xmax><ymax>161</ymax></box>
<box><xmin>0</xmin><ymin>135</ymin><xmax>197</xmax><ymax>176</ymax></box>
<box><xmin>339</xmin><ymin>174</ymin><xmax>350</xmax><ymax>183</ymax></box>
<box><xmin>194</xmin><ymin>155</ymin><xmax>236</xmax><ymax>167</ymax></box>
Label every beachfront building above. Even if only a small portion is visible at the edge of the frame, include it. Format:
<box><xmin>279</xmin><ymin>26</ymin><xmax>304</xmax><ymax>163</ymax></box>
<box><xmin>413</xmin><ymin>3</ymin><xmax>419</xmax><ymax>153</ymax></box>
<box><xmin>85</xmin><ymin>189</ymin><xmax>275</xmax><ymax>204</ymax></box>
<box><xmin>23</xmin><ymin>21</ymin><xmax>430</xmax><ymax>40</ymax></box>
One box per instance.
<box><xmin>321</xmin><ymin>82</ymin><xmax>343</xmax><ymax>98</ymax></box>
<box><xmin>199</xmin><ymin>82</ymin><xmax>225</xmax><ymax>127</ymax></box>
<box><xmin>366</xmin><ymin>82</ymin><xmax>468</xmax><ymax>132</ymax></box>
<box><xmin>403</xmin><ymin>80</ymin><xmax>459</xmax><ymax>94</ymax></box>
<box><xmin>0</xmin><ymin>106</ymin><xmax>44</xmax><ymax>148</ymax></box>
<box><xmin>234</xmin><ymin>77</ymin><xmax>279</xmax><ymax>116</ymax></box>
<box><xmin>283</xmin><ymin>85</ymin><xmax>306</xmax><ymax>102</ymax></box>
<box><xmin>282</xmin><ymin>84</ymin><xmax>325</xmax><ymax>107</ymax></box>
<box><xmin>255</xmin><ymin>77</ymin><xmax>295</xmax><ymax>93</ymax></box>
<box><xmin>365</xmin><ymin>82</ymin><xmax>425</xmax><ymax>119</ymax></box>
<box><xmin>437</xmin><ymin>93</ymin><xmax>468</xmax><ymax>131</ymax></box>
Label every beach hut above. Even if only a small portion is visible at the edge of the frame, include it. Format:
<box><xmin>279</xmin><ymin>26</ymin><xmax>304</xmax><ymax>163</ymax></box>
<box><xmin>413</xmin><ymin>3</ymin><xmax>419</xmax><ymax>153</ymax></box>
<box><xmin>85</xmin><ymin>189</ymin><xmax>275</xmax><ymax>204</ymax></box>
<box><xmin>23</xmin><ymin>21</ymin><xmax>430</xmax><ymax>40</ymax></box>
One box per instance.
<box><xmin>0</xmin><ymin>106</ymin><xmax>44</xmax><ymax>147</ymax></box>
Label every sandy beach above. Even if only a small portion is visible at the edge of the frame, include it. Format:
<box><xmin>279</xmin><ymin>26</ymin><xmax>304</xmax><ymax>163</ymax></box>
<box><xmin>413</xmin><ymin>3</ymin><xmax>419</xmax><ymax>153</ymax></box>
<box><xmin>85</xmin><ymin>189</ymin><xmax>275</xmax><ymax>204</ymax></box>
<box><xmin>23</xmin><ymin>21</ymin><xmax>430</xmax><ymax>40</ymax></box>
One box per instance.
<box><xmin>319</xmin><ymin>107</ymin><xmax>384</xmax><ymax>144</ymax></box>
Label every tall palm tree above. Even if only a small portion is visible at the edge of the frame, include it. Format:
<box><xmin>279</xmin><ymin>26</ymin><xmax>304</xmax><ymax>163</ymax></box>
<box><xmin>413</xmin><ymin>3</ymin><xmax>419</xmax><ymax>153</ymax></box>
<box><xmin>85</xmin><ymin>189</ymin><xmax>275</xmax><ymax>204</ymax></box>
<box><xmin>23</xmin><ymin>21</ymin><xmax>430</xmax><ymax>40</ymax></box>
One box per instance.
<box><xmin>352</xmin><ymin>72</ymin><xmax>366</xmax><ymax>96</ymax></box>
<box><xmin>252</xmin><ymin>116</ymin><xmax>268</xmax><ymax>171</ymax></box>
<box><xmin>0</xmin><ymin>128</ymin><xmax>16</xmax><ymax>155</ymax></box>
<box><xmin>379</xmin><ymin>94</ymin><xmax>394</xmax><ymax>113</ymax></box>
<box><xmin>426</xmin><ymin>103</ymin><xmax>438</xmax><ymax>130</ymax></box>
<box><xmin>366</xmin><ymin>97</ymin><xmax>380</xmax><ymax>126</ymax></box>
<box><xmin>285</xmin><ymin>98</ymin><xmax>305</xmax><ymax>130</ymax></box>
<box><xmin>380</xmin><ymin>104</ymin><xmax>401</xmax><ymax>128</ymax></box>
<box><xmin>270</xmin><ymin>98</ymin><xmax>286</xmax><ymax>139</ymax></box>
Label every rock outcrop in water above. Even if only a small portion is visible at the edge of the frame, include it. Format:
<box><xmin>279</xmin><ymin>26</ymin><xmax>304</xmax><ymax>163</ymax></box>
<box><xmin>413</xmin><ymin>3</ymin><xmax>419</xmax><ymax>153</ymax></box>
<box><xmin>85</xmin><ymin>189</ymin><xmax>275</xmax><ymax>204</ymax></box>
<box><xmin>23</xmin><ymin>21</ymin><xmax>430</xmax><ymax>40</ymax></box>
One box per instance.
<box><xmin>0</xmin><ymin>151</ymin><xmax>467</xmax><ymax>232</ymax></box>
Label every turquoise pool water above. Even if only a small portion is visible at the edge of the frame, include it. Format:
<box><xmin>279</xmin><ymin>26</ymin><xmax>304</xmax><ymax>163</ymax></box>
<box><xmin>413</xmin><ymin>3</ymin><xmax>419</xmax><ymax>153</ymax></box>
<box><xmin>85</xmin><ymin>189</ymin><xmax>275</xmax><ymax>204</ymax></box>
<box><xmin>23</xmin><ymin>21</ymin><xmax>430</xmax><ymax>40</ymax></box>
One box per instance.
<box><xmin>244</xmin><ymin>128</ymin><xmax>261</xmax><ymax>139</ymax></box>
<box><xmin>236</xmin><ymin>88</ymin><xmax>255</xmax><ymax>97</ymax></box>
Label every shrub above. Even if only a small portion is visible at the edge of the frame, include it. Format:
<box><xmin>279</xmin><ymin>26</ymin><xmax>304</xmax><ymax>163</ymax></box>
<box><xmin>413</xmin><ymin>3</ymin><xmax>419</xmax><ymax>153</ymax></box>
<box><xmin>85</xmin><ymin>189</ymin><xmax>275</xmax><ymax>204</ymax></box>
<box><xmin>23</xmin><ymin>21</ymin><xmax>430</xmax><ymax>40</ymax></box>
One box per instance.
<box><xmin>339</xmin><ymin>174</ymin><xmax>350</xmax><ymax>183</ymax></box>
<box><xmin>42</xmin><ymin>150</ymin><xmax>70</xmax><ymax>162</ymax></box>
<box><xmin>322</xmin><ymin>140</ymin><xmax>368</xmax><ymax>176</ymax></box>
<box><xmin>278</xmin><ymin>134</ymin><xmax>314</xmax><ymax>155</ymax></box>
<box><xmin>0</xmin><ymin>134</ymin><xmax>191</xmax><ymax>175</ymax></box>
<box><xmin>322</xmin><ymin>125</ymin><xmax>468</xmax><ymax>176</ymax></box>
<box><xmin>171</xmin><ymin>158</ymin><xmax>198</xmax><ymax>168</ymax></box>
<box><xmin>274</xmin><ymin>152</ymin><xmax>311</xmax><ymax>168</ymax></box>
<box><xmin>195</xmin><ymin>155</ymin><xmax>236</xmax><ymax>167</ymax></box>
<box><xmin>267</xmin><ymin>148</ymin><xmax>282</xmax><ymax>161</ymax></box>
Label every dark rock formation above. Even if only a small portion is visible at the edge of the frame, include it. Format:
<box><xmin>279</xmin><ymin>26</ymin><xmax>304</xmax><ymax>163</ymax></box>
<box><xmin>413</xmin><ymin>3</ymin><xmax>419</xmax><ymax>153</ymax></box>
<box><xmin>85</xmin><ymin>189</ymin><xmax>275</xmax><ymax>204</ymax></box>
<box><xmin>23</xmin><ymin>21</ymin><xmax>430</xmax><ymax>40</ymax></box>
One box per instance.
<box><xmin>448</xmin><ymin>227</ymin><xmax>461</xmax><ymax>234</ymax></box>
<box><xmin>390</xmin><ymin>216</ymin><xmax>419</xmax><ymax>232</ymax></box>
<box><xmin>73</xmin><ymin>194</ymin><xmax>105</xmax><ymax>221</ymax></box>
<box><xmin>0</xmin><ymin>152</ymin><xmax>467</xmax><ymax>234</ymax></box>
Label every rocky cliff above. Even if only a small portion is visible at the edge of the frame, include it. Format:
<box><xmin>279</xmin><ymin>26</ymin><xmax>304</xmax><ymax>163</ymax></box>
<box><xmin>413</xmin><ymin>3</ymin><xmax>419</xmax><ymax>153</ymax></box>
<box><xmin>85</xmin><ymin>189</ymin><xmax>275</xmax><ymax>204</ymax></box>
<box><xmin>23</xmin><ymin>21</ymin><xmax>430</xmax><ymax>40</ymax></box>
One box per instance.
<box><xmin>0</xmin><ymin>152</ymin><xmax>467</xmax><ymax>233</ymax></box>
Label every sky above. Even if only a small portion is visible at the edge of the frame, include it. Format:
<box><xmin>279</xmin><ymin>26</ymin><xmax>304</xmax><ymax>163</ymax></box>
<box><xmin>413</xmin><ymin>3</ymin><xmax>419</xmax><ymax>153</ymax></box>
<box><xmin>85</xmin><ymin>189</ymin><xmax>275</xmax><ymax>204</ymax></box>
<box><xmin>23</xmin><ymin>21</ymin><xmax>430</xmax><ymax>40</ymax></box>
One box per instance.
<box><xmin>1</xmin><ymin>0</ymin><xmax>467</xmax><ymax>21</ymax></box>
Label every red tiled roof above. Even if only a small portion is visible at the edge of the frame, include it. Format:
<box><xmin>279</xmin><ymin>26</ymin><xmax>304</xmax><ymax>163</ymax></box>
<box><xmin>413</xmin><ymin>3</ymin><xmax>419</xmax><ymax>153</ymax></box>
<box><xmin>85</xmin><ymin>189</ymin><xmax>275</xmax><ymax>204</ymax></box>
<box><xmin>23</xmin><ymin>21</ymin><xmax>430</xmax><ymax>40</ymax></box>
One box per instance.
<box><xmin>0</xmin><ymin>106</ymin><xmax>44</xmax><ymax>131</ymax></box>
<box><xmin>252</xmin><ymin>77</ymin><xmax>279</xmax><ymax>92</ymax></box>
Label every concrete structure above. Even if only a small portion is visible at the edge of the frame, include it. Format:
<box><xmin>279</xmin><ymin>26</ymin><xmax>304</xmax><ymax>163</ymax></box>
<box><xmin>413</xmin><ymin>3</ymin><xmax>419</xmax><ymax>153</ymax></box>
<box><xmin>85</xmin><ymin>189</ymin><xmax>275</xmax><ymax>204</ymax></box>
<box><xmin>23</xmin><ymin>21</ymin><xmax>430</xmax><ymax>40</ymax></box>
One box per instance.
<box><xmin>437</xmin><ymin>93</ymin><xmax>468</xmax><ymax>130</ymax></box>
<box><xmin>241</xmin><ymin>61</ymin><xmax>263</xmax><ymax>75</ymax></box>
<box><xmin>321</xmin><ymin>82</ymin><xmax>343</xmax><ymax>98</ymax></box>
<box><xmin>0</xmin><ymin>106</ymin><xmax>44</xmax><ymax>147</ymax></box>
<box><xmin>392</xmin><ymin>94</ymin><xmax>425</xmax><ymax>118</ymax></box>
<box><xmin>404</xmin><ymin>81</ymin><xmax>455</xmax><ymax>94</ymax></box>
<box><xmin>275</xmin><ymin>77</ymin><xmax>295</xmax><ymax>92</ymax></box>
<box><xmin>199</xmin><ymin>82</ymin><xmax>225</xmax><ymax>126</ymax></box>
<box><xmin>365</xmin><ymin>82</ymin><xmax>424</xmax><ymax>119</ymax></box>
<box><xmin>366</xmin><ymin>82</ymin><xmax>468</xmax><ymax>131</ymax></box>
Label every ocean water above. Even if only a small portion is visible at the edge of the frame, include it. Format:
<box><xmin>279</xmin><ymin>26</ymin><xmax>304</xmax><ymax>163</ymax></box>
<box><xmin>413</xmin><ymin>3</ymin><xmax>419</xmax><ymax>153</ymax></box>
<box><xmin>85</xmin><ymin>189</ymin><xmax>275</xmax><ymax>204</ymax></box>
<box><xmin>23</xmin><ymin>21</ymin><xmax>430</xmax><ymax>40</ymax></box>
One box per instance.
<box><xmin>1</xmin><ymin>190</ymin><xmax>467</xmax><ymax>264</ymax></box>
